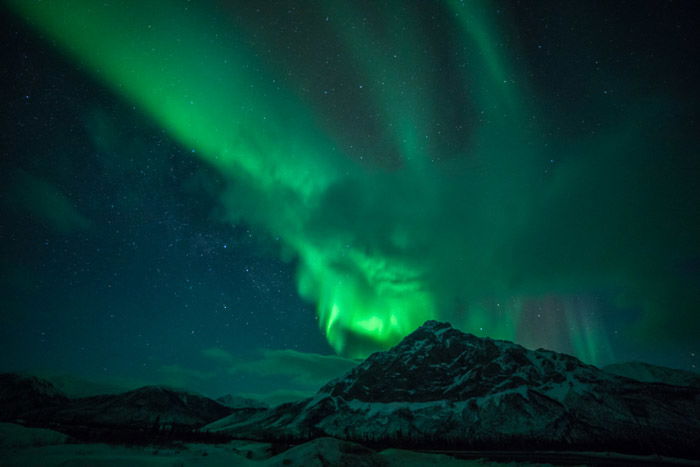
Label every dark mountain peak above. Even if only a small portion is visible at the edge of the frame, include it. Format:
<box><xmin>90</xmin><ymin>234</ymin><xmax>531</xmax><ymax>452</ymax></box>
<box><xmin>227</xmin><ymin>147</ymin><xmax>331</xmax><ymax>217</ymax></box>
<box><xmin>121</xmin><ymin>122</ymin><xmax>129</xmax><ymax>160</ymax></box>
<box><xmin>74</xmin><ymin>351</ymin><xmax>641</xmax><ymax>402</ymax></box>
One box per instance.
<box><xmin>400</xmin><ymin>319</ymin><xmax>466</xmax><ymax>341</ymax></box>
<box><xmin>414</xmin><ymin>319</ymin><xmax>453</xmax><ymax>332</ymax></box>
<box><xmin>391</xmin><ymin>319</ymin><xmax>486</xmax><ymax>356</ymax></box>
<box><xmin>320</xmin><ymin>321</ymin><xmax>596</xmax><ymax>402</ymax></box>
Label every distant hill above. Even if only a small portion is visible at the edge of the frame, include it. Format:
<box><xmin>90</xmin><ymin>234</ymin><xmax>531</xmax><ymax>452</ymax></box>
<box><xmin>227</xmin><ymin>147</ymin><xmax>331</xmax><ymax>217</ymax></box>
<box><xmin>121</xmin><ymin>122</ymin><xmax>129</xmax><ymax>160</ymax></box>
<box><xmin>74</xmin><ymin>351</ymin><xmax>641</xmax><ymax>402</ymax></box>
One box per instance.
<box><xmin>216</xmin><ymin>394</ymin><xmax>268</xmax><ymax>410</ymax></box>
<box><xmin>36</xmin><ymin>373</ymin><xmax>133</xmax><ymax>398</ymax></box>
<box><xmin>602</xmin><ymin>361</ymin><xmax>700</xmax><ymax>388</ymax></box>
<box><xmin>39</xmin><ymin>386</ymin><xmax>233</xmax><ymax>428</ymax></box>
<box><xmin>0</xmin><ymin>373</ymin><xmax>68</xmax><ymax>421</ymax></box>
<box><xmin>0</xmin><ymin>373</ymin><xmax>233</xmax><ymax>442</ymax></box>
<box><xmin>207</xmin><ymin>320</ymin><xmax>700</xmax><ymax>457</ymax></box>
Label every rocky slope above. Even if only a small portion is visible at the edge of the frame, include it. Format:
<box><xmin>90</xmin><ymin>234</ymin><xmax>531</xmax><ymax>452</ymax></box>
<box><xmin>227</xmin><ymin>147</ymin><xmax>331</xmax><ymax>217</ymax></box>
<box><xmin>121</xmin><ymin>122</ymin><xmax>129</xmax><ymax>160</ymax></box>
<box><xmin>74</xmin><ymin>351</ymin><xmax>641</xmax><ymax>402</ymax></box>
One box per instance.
<box><xmin>207</xmin><ymin>321</ymin><xmax>700</xmax><ymax>455</ymax></box>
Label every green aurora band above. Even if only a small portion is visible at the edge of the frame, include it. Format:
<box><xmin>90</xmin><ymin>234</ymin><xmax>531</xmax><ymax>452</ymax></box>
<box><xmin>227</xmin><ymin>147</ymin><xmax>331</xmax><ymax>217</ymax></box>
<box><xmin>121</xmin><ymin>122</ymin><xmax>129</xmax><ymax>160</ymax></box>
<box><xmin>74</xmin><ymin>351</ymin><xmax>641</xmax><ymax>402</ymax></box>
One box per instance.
<box><xmin>7</xmin><ymin>0</ymin><xmax>698</xmax><ymax>362</ymax></box>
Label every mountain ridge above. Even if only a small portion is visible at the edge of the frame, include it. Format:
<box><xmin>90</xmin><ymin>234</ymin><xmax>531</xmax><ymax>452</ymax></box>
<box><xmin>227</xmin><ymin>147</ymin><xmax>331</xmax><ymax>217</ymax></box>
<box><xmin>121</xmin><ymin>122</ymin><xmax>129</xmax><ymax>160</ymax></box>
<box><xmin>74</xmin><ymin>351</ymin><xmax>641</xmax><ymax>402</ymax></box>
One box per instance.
<box><xmin>602</xmin><ymin>361</ymin><xmax>700</xmax><ymax>388</ymax></box>
<box><xmin>207</xmin><ymin>320</ymin><xmax>700</xmax><ymax>456</ymax></box>
<box><xmin>0</xmin><ymin>376</ymin><xmax>232</xmax><ymax>430</ymax></box>
<box><xmin>3</xmin><ymin>321</ymin><xmax>700</xmax><ymax>456</ymax></box>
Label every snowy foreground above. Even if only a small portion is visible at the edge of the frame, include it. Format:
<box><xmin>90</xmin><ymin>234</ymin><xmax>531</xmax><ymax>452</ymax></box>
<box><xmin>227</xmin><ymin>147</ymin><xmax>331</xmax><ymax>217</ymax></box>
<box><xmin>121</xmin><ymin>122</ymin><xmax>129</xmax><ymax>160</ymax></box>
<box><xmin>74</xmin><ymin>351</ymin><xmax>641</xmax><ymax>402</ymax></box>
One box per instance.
<box><xmin>1</xmin><ymin>423</ymin><xmax>697</xmax><ymax>467</ymax></box>
<box><xmin>0</xmin><ymin>423</ymin><xmax>524</xmax><ymax>466</ymax></box>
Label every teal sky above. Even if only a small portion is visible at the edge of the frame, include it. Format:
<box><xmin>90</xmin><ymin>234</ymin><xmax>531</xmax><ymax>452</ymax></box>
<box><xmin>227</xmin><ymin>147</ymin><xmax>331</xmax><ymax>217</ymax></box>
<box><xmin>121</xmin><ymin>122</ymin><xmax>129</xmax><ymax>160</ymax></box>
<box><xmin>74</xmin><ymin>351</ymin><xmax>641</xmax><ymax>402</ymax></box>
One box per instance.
<box><xmin>1</xmin><ymin>0</ymin><xmax>698</xmax><ymax>399</ymax></box>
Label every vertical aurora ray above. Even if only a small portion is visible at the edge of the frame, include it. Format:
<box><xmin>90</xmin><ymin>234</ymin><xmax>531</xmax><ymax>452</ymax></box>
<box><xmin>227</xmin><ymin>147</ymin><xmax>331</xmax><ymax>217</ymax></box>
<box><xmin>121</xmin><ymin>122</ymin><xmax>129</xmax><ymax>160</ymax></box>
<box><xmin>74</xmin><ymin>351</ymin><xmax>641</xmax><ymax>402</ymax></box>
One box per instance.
<box><xmin>12</xmin><ymin>0</ymin><xmax>682</xmax><ymax>364</ymax></box>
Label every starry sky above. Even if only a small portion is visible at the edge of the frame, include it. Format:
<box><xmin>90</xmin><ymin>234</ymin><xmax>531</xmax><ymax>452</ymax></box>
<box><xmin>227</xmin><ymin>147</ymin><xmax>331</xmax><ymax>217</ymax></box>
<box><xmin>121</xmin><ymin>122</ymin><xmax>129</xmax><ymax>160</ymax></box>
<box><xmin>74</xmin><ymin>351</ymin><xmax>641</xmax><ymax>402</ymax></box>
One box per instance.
<box><xmin>1</xmin><ymin>0</ymin><xmax>699</xmax><ymax>401</ymax></box>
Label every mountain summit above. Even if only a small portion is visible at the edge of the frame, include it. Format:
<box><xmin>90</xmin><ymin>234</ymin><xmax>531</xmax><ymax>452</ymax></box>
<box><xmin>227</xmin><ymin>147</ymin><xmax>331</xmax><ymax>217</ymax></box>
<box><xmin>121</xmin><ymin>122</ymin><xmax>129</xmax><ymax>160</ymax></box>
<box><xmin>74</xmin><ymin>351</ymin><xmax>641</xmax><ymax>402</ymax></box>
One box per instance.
<box><xmin>321</xmin><ymin>320</ymin><xmax>591</xmax><ymax>403</ymax></box>
<box><xmin>208</xmin><ymin>321</ymin><xmax>700</xmax><ymax>455</ymax></box>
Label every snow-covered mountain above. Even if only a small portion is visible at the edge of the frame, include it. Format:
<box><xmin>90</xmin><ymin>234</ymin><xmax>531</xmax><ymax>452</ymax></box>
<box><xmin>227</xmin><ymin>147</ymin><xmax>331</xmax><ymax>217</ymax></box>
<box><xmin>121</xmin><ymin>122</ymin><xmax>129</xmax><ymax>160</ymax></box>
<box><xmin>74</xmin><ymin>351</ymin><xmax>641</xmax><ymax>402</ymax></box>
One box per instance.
<box><xmin>206</xmin><ymin>321</ymin><xmax>700</xmax><ymax>455</ymax></box>
<box><xmin>602</xmin><ymin>361</ymin><xmax>700</xmax><ymax>388</ymax></box>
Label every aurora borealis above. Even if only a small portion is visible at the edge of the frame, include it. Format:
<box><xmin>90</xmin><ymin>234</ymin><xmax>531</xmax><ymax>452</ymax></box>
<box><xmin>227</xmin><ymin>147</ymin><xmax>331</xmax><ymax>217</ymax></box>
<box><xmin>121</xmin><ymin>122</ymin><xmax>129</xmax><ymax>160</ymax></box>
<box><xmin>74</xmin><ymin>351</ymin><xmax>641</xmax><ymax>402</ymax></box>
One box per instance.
<box><xmin>1</xmin><ymin>1</ymin><xmax>698</xmax><ymax>398</ymax></box>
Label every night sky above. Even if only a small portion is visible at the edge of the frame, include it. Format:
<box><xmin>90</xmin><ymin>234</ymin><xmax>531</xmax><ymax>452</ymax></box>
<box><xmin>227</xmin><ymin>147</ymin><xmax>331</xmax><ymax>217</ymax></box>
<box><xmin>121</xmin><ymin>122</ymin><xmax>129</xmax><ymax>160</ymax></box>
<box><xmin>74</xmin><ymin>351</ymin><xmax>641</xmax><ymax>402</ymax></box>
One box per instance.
<box><xmin>1</xmin><ymin>0</ymin><xmax>698</xmax><ymax>402</ymax></box>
